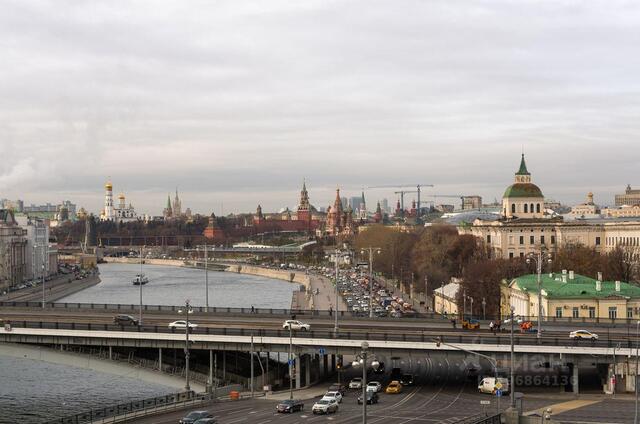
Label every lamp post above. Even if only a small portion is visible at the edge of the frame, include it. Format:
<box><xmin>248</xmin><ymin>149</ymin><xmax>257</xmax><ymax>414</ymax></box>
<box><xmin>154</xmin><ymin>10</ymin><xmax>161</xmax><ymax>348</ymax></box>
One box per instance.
<box><xmin>361</xmin><ymin>247</ymin><xmax>381</xmax><ymax>318</ymax></box>
<box><xmin>178</xmin><ymin>300</ymin><xmax>193</xmax><ymax>392</ymax></box>
<box><xmin>470</xmin><ymin>296</ymin><xmax>474</xmax><ymax>319</ymax></box>
<box><xmin>139</xmin><ymin>246</ymin><xmax>145</xmax><ymax>325</ymax></box>
<box><xmin>352</xmin><ymin>341</ymin><xmax>370</xmax><ymax>423</ymax></box>
<box><xmin>463</xmin><ymin>289</ymin><xmax>466</xmax><ymax>320</ymax></box>
<box><xmin>288</xmin><ymin>323</ymin><xmax>293</xmax><ymax>400</ymax></box>
<box><xmin>331</xmin><ymin>249</ymin><xmax>351</xmax><ymax>335</ymax></box>
<box><xmin>635</xmin><ymin>320</ymin><xmax>639</xmax><ymax>424</ymax></box>
<box><xmin>482</xmin><ymin>298</ymin><xmax>487</xmax><ymax>321</ymax></box>
<box><xmin>204</xmin><ymin>243</ymin><xmax>209</xmax><ymax>312</ymax></box>
<box><xmin>526</xmin><ymin>251</ymin><xmax>552</xmax><ymax>338</ymax></box>
<box><xmin>510</xmin><ymin>305</ymin><xmax>516</xmax><ymax>408</ymax></box>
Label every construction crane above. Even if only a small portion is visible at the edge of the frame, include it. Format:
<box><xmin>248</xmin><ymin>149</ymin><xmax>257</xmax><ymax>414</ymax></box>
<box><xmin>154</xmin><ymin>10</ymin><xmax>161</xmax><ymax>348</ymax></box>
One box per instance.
<box><xmin>367</xmin><ymin>184</ymin><xmax>434</xmax><ymax>217</ymax></box>
<box><xmin>427</xmin><ymin>195</ymin><xmax>466</xmax><ymax>210</ymax></box>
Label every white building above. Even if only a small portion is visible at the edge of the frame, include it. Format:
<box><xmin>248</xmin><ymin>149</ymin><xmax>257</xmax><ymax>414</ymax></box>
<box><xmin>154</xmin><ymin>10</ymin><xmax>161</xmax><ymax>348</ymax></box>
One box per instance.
<box><xmin>100</xmin><ymin>180</ymin><xmax>138</xmax><ymax>223</ymax></box>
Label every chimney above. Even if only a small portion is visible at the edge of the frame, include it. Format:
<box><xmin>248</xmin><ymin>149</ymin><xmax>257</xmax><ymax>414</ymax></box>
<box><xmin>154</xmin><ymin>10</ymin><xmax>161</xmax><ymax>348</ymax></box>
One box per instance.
<box><xmin>597</xmin><ymin>272</ymin><xmax>603</xmax><ymax>282</ymax></box>
<box><xmin>596</xmin><ymin>280</ymin><xmax>602</xmax><ymax>291</ymax></box>
<box><xmin>562</xmin><ymin>274</ymin><xmax>567</xmax><ymax>283</ymax></box>
<box><xmin>569</xmin><ymin>270</ymin><xmax>575</xmax><ymax>280</ymax></box>
<box><xmin>615</xmin><ymin>281</ymin><xmax>621</xmax><ymax>292</ymax></box>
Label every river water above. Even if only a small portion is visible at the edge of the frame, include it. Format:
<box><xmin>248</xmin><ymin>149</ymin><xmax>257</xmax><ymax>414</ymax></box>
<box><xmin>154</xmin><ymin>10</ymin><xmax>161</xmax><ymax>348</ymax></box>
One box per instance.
<box><xmin>0</xmin><ymin>263</ymin><xmax>295</xmax><ymax>423</ymax></box>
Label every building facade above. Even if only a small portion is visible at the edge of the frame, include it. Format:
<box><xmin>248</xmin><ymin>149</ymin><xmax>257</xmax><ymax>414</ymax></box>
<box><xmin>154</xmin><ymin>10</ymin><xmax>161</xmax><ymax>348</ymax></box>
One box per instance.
<box><xmin>462</xmin><ymin>196</ymin><xmax>482</xmax><ymax>210</ymax></box>
<box><xmin>99</xmin><ymin>180</ymin><xmax>138</xmax><ymax>223</ymax></box>
<box><xmin>0</xmin><ymin>209</ymin><xmax>28</xmax><ymax>289</ymax></box>
<box><xmin>615</xmin><ymin>185</ymin><xmax>640</xmax><ymax>206</ymax></box>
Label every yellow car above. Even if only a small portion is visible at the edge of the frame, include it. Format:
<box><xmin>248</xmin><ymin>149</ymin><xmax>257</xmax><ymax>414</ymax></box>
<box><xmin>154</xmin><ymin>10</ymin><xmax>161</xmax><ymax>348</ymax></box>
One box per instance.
<box><xmin>385</xmin><ymin>381</ymin><xmax>402</xmax><ymax>394</ymax></box>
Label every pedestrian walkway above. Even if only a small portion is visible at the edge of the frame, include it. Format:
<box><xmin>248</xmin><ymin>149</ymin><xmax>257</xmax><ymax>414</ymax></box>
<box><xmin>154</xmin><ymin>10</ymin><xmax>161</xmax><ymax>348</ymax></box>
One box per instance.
<box><xmin>308</xmin><ymin>275</ymin><xmax>348</xmax><ymax>312</ymax></box>
<box><xmin>264</xmin><ymin>385</ymin><xmax>328</xmax><ymax>401</ymax></box>
<box><xmin>524</xmin><ymin>399</ymin><xmax>601</xmax><ymax>417</ymax></box>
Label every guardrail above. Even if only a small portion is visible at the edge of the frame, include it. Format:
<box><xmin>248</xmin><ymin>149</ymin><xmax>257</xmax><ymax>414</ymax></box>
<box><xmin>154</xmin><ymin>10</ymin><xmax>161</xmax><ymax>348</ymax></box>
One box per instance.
<box><xmin>2</xmin><ymin>319</ymin><xmax>635</xmax><ymax>349</ymax></box>
<box><xmin>2</xmin><ymin>300</ymin><xmax>640</xmax><ymax>327</ymax></box>
<box><xmin>43</xmin><ymin>391</ymin><xmax>197</xmax><ymax>424</ymax></box>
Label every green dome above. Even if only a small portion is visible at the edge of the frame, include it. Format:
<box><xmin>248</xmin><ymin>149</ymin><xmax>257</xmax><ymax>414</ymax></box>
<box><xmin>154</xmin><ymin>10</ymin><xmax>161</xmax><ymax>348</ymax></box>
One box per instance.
<box><xmin>503</xmin><ymin>183</ymin><xmax>543</xmax><ymax>198</ymax></box>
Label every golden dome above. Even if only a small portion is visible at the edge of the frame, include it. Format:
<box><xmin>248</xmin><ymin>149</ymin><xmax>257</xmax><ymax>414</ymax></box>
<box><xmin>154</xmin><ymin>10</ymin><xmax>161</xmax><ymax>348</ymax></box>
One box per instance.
<box><xmin>105</xmin><ymin>181</ymin><xmax>113</xmax><ymax>190</ymax></box>
<box><xmin>118</xmin><ymin>193</ymin><xmax>125</xmax><ymax>199</ymax></box>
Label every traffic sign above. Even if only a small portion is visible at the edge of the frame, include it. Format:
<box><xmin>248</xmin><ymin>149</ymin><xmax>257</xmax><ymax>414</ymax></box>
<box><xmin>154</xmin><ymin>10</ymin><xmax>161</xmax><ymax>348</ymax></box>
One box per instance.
<box><xmin>495</xmin><ymin>389</ymin><xmax>503</xmax><ymax>397</ymax></box>
<box><xmin>495</xmin><ymin>381</ymin><xmax>503</xmax><ymax>390</ymax></box>
<box><xmin>319</xmin><ymin>347</ymin><xmax>326</xmax><ymax>355</ymax></box>
<box><xmin>480</xmin><ymin>400</ymin><xmax>491</xmax><ymax>405</ymax></box>
<box><xmin>288</xmin><ymin>359</ymin><xmax>294</xmax><ymax>366</ymax></box>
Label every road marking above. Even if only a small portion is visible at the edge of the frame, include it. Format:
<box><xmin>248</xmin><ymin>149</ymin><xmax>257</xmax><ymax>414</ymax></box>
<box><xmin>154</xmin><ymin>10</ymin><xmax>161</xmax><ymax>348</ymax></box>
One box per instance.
<box><xmin>524</xmin><ymin>399</ymin><xmax>601</xmax><ymax>417</ymax></box>
<box><xmin>226</xmin><ymin>418</ymin><xmax>247</xmax><ymax>424</ymax></box>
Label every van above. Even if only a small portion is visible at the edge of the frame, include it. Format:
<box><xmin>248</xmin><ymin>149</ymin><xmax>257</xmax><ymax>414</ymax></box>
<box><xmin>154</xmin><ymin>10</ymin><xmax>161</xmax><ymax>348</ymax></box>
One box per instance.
<box><xmin>478</xmin><ymin>377</ymin><xmax>510</xmax><ymax>394</ymax></box>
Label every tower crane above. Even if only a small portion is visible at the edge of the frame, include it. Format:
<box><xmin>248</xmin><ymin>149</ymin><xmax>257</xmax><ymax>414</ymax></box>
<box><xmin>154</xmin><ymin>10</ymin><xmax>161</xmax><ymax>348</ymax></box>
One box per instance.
<box><xmin>427</xmin><ymin>195</ymin><xmax>466</xmax><ymax>210</ymax></box>
<box><xmin>367</xmin><ymin>184</ymin><xmax>434</xmax><ymax>217</ymax></box>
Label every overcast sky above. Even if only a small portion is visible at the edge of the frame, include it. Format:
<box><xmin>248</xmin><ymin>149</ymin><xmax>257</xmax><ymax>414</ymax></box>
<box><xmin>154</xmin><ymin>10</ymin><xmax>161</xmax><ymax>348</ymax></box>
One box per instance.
<box><xmin>1</xmin><ymin>0</ymin><xmax>639</xmax><ymax>215</ymax></box>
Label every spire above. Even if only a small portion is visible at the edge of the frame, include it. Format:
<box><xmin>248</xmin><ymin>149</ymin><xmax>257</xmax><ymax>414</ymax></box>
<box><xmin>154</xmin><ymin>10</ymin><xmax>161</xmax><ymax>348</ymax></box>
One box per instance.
<box><xmin>361</xmin><ymin>190</ymin><xmax>365</xmax><ymax>204</ymax></box>
<box><xmin>166</xmin><ymin>194</ymin><xmax>172</xmax><ymax>209</ymax></box>
<box><xmin>302</xmin><ymin>178</ymin><xmax>307</xmax><ymax>192</ymax></box>
<box><xmin>516</xmin><ymin>154</ymin><xmax>530</xmax><ymax>176</ymax></box>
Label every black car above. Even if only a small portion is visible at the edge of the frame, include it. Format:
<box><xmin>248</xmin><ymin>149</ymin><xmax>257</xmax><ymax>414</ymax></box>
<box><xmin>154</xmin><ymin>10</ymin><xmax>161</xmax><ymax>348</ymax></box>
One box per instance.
<box><xmin>357</xmin><ymin>391</ymin><xmax>379</xmax><ymax>405</ymax></box>
<box><xmin>113</xmin><ymin>314</ymin><xmax>138</xmax><ymax>326</ymax></box>
<box><xmin>400</xmin><ymin>374</ymin><xmax>414</xmax><ymax>386</ymax></box>
<box><xmin>276</xmin><ymin>399</ymin><xmax>304</xmax><ymax>413</ymax></box>
<box><xmin>179</xmin><ymin>410</ymin><xmax>214</xmax><ymax>424</ymax></box>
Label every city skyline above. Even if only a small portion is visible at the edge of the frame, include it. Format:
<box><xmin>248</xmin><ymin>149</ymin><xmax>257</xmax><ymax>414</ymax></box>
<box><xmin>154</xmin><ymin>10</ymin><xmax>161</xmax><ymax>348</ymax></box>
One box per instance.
<box><xmin>2</xmin><ymin>1</ymin><xmax>639</xmax><ymax>214</ymax></box>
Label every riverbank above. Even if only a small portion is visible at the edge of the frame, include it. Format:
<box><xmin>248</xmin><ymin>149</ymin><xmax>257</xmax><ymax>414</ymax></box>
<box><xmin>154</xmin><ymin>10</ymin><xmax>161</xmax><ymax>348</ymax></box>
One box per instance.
<box><xmin>0</xmin><ymin>273</ymin><xmax>101</xmax><ymax>303</ymax></box>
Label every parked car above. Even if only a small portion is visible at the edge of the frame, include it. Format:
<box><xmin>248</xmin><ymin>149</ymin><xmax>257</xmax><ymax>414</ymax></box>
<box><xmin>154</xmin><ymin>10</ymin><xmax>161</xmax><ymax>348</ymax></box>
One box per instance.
<box><xmin>179</xmin><ymin>410</ymin><xmax>214</xmax><ymax>424</ymax></box>
<box><xmin>282</xmin><ymin>320</ymin><xmax>310</xmax><ymax>331</ymax></box>
<box><xmin>400</xmin><ymin>374</ymin><xmax>414</xmax><ymax>386</ymax></box>
<box><xmin>357</xmin><ymin>391</ymin><xmax>379</xmax><ymax>404</ymax></box>
<box><xmin>113</xmin><ymin>314</ymin><xmax>138</xmax><ymax>326</ymax></box>
<box><xmin>168</xmin><ymin>320</ymin><xmax>199</xmax><ymax>329</ymax></box>
<box><xmin>276</xmin><ymin>399</ymin><xmax>304</xmax><ymax>413</ymax></box>
<box><xmin>349</xmin><ymin>377</ymin><xmax>363</xmax><ymax>389</ymax></box>
<box><xmin>569</xmin><ymin>330</ymin><xmax>598</xmax><ymax>340</ymax></box>
<box><xmin>385</xmin><ymin>381</ymin><xmax>403</xmax><ymax>394</ymax></box>
<box><xmin>366</xmin><ymin>381</ymin><xmax>382</xmax><ymax>393</ymax></box>
<box><xmin>322</xmin><ymin>391</ymin><xmax>343</xmax><ymax>403</ymax></box>
<box><xmin>328</xmin><ymin>383</ymin><xmax>346</xmax><ymax>396</ymax></box>
<box><xmin>312</xmin><ymin>399</ymin><xmax>339</xmax><ymax>414</ymax></box>
<box><xmin>478</xmin><ymin>377</ymin><xmax>510</xmax><ymax>394</ymax></box>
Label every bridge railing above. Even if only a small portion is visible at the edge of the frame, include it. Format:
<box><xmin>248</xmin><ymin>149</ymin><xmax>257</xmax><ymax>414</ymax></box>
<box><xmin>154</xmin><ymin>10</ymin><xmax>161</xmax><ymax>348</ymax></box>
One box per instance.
<box><xmin>4</xmin><ymin>319</ymin><xmax>636</xmax><ymax>349</ymax></box>
<box><xmin>4</xmin><ymin>300</ymin><xmax>640</xmax><ymax>327</ymax></box>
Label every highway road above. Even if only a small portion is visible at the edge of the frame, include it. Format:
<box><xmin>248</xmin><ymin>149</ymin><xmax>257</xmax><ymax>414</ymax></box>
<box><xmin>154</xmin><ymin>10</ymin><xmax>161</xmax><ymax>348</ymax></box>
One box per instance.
<box><xmin>0</xmin><ymin>306</ymin><xmax>637</xmax><ymax>347</ymax></box>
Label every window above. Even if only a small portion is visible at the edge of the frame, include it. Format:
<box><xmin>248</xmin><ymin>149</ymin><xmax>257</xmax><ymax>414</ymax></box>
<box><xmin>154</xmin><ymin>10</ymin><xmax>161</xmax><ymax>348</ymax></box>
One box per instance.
<box><xmin>530</xmin><ymin>236</ymin><xmax>535</xmax><ymax>244</ymax></box>
<box><xmin>509</xmin><ymin>252</ymin><xmax>514</xmax><ymax>259</ymax></box>
<box><xmin>519</xmin><ymin>252</ymin><xmax>524</xmax><ymax>258</ymax></box>
<box><xmin>487</xmin><ymin>235</ymin><xmax>491</xmax><ymax>243</ymax></box>
<box><xmin>524</xmin><ymin>204</ymin><xmax>528</xmax><ymax>213</ymax></box>
<box><xmin>628</xmin><ymin>307</ymin><xmax>633</xmax><ymax>319</ymax></box>
<box><xmin>511</xmin><ymin>204</ymin><xmax>516</xmax><ymax>214</ymax></box>
<box><xmin>541</xmin><ymin>235</ymin><xmax>545</xmax><ymax>244</ymax></box>
<box><xmin>519</xmin><ymin>236</ymin><xmax>524</xmax><ymax>245</ymax></box>
<box><xmin>556</xmin><ymin>307</ymin><xmax>563</xmax><ymax>318</ymax></box>
<box><xmin>508</xmin><ymin>236</ymin><xmax>514</xmax><ymax>245</ymax></box>
<box><xmin>608</xmin><ymin>307</ymin><xmax>617</xmax><ymax>320</ymax></box>
<box><xmin>572</xmin><ymin>307</ymin><xmax>579</xmax><ymax>318</ymax></box>
<box><xmin>596</xmin><ymin>237</ymin><xmax>601</xmax><ymax>246</ymax></box>
<box><xmin>536</xmin><ymin>203</ymin><xmax>541</xmax><ymax>213</ymax></box>
<box><xmin>530</xmin><ymin>203</ymin><xmax>534</xmax><ymax>213</ymax></box>
<box><xmin>551</xmin><ymin>235</ymin><xmax>556</xmax><ymax>244</ymax></box>
<box><xmin>588</xmin><ymin>307</ymin><xmax>596</xmax><ymax>318</ymax></box>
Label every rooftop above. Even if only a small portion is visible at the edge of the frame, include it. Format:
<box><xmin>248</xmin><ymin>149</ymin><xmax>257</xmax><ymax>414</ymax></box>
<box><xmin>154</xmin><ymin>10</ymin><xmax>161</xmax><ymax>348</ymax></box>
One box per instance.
<box><xmin>510</xmin><ymin>273</ymin><xmax>640</xmax><ymax>299</ymax></box>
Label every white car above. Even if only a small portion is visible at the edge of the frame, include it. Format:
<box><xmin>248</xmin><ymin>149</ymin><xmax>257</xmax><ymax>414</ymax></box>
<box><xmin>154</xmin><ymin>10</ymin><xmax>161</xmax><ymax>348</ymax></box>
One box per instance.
<box><xmin>348</xmin><ymin>377</ymin><xmax>363</xmax><ymax>389</ymax></box>
<box><xmin>168</xmin><ymin>320</ymin><xmax>198</xmax><ymax>329</ymax></box>
<box><xmin>282</xmin><ymin>320</ymin><xmax>310</xmax><ymax>331</ymax></box>
<box><xmin>569</xmin><ymin>330</ymin><xmax>598</xmax><ymax>340</ymax></box>
<box><xmin>312</xmin><ymin>399</ymin><xmax>338</xmax><ymax>414</ymax></box>
<box><xmin>366</xmin><ymin>381</ymin><xmax>382</xmax><ymax>392</ymax></box>
<box><xmin>321</xmin><ymin>391</ymin><xmax>343</xmax><ymax>403</ymax></box>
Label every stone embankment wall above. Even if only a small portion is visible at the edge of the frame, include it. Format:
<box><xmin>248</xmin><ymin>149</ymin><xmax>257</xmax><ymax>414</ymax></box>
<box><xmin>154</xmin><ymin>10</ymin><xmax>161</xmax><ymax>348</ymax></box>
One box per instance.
<box><xmin>103</xmin><ymin>257</ymin><xmax>186</xmax><ymax>267</ymax></box>
<box><xmin>224</xmin><ymin>264</ymin><xmax>311</xmax><ymax>290</ymax></box>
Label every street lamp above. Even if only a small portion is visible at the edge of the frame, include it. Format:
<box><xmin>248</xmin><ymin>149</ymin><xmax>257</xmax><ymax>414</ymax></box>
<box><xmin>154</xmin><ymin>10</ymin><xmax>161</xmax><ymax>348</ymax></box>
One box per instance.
<box><xmin>526</xmin><ymin>251</ymin><xmax>552</xmax><ymax>338</ymax></box>
<box><xmin>288</xmin><ymin>322</ymin><xmax>293</xmax><ymax>400</ymax></box>
<box><xmin>482</xmin><ymin>298</ymin><xmax>487</xmax><ymax>321</ymax></box>
<box><xmin>351</xmin><ymin>341</ymin><xmax>370</xmax><ymax>424</ymax></box>
<box><xmin>360</xmin><ymin>247</ymin><xmax>382</xmax><ymax>318</ymax></box>
<box><xmin>178</xmin><ymin>300</ymin><xmax>194</xmax><ymax>393</ymax></box>
<box><xmin>138</xmin><ymin>246</ymin><xmax>145</xmax><ymax>325</ymax></box>
<box><xmin>330</xmin><ymin>249</ymin><xmax>351</xmax><ymax>335</ymax></box>
<box><xmin>635</xmin><ymin>320</ymin><xmax>639</xmax><ymax>424</ymax></box>
<box><xmin>510</xmin><ymin>305</ymin><xmax>516</xmax><ymax>408</ymax></box>
<box><xmin>202</xmin><ymin>243</ymin><xmax>210</xmax><ymax>312</ymax></box>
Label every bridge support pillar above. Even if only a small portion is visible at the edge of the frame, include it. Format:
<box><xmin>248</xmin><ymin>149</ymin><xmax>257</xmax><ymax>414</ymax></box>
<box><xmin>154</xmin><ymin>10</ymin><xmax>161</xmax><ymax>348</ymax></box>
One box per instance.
<box><xmin>305</xmin><ymin>354</ymin><xmax>311</xmax><ymax>387</ymax></box>
<box><xmin>572</xmin><ymin>364</ymin><xmax>579</xmax><ymax>396</ymax></box>
<box><xmin>323</xmin><ymin>354</ymin><xmax>328</xmax><ymax>378</ymax></box>
<box><xmin>331</xmin><ymin>354</ymin><xmax>336</xmax><ymax>372</ymax></box>
<box><xmin>109</xmin><ymin>346</ymin><xmax>112</xmax><ymax>360</ymax></box>
<box><xmin>158</xmin><ymin>348</ymin><xmax>162</xmax><ymax>370</ymax></box>
<box><xmin>295</xmin><ymin>354</ymin><xmax>301</xmax><ymax>390</ymax></box>
<box><xmin>223</xmin><ymin>351</ymin><xmax>226</xmax><ymax>381</ymax></box>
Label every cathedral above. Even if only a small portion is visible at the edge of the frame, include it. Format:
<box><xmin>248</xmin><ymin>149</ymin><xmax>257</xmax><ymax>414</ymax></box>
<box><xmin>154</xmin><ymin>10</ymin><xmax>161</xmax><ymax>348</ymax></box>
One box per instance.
<box><xmin>163</xmin><ymin>189</ymin><xmax>191</xmax><ymax>220</ymax></box>
<box><xmin>325</xmin><ymin>188</ymin><xmax>356</xmax><ymax>236</ymax></box>
<box><xmin>99</xmin><ymin>180</ymin><xmax>138</xmax><ymax>223</ymax></box>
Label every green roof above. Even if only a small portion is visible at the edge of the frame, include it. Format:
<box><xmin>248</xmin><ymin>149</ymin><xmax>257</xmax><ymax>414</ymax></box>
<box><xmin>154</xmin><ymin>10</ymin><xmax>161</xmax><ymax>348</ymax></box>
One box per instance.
<box><xmin>516</xmin><ymin>154</ymin><xmax>530</xmax><ymax>175</ymax></box>
<box><xmin>511</xmin><ymin>273</ymin><xmax>640</xmax><ymax>299</ymax></box>
<box><xmin>503</xmin><ymin>183</ymin><xmax>543</xmax><ymax>198</ymax></box>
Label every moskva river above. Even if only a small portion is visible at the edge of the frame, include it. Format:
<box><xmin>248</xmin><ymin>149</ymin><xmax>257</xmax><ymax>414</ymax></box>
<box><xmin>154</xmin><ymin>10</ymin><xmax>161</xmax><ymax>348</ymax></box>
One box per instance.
<box><xmin>0</xmin><ymin>263</ymin><xmax>295</xmax><ymax>423</ymax></box>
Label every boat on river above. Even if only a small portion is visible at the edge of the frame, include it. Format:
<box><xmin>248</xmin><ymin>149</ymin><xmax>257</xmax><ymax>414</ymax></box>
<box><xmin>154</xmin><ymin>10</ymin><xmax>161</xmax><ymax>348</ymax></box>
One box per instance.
<box><xmin>132</xmin><ymin>274</ymin><xmax>149</xmax><ymax>285</ymax></box>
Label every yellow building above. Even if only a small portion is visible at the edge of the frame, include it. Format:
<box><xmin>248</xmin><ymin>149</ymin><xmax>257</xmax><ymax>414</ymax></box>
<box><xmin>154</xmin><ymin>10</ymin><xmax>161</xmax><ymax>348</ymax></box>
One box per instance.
<box><xmin>503</xmin><ymin>271</ymin><xmax>640</xmax><ymax>321</ymax></box>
